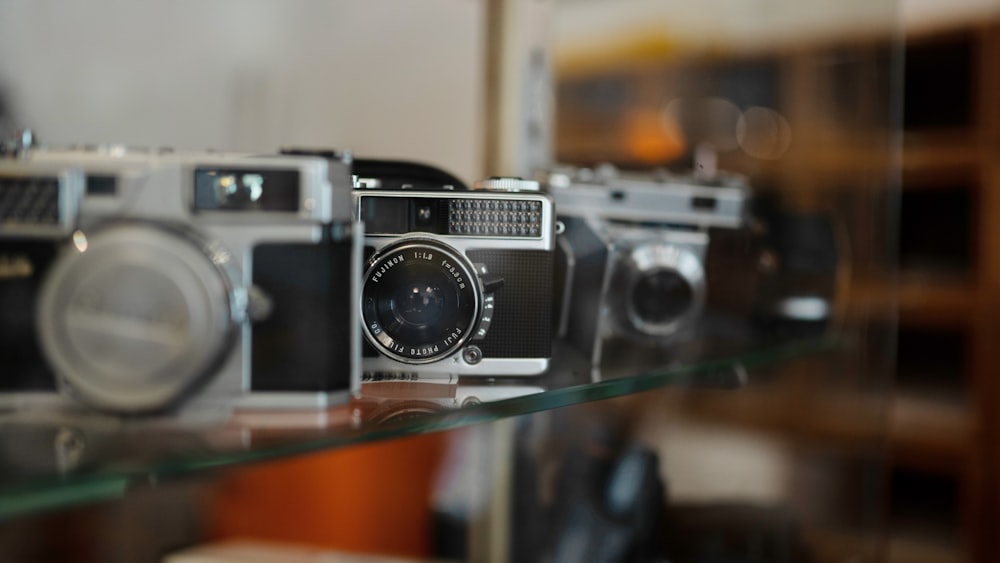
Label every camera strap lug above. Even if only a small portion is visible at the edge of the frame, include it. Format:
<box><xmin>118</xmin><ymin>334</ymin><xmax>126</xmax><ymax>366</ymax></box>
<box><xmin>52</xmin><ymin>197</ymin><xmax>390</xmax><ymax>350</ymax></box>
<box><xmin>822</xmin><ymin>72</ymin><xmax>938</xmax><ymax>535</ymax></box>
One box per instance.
<box><xmin>246</xmin><ymin>285</ymin><xmax>274</xmax><ymax>323</ymax></box>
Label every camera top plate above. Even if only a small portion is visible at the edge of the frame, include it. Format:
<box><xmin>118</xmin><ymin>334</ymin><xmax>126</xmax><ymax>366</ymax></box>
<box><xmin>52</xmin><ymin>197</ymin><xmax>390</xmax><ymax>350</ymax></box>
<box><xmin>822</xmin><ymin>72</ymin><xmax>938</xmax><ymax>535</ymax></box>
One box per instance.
<box><xmin>1</xmin><ymin>145</ymin><xmax>355</xmax><ymax>226</ymax></box>
<box><xmin>543</xmin><ymin>167</ymin><xmax>748</xmax><ymax>230</ymax></box>
<box><xmin>354</xmin><ymin>190</ymin><xmax>556</xmax><ymax>253</ymax></box>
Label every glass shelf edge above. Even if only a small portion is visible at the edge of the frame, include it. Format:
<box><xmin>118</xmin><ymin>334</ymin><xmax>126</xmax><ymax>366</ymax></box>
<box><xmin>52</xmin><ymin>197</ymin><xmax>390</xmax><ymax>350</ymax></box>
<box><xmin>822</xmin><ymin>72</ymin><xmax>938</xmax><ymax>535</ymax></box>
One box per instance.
<box><xmin>0</xmin><ymin>335</ymin><xmax>846</xmax><ymax>520</ymax></box>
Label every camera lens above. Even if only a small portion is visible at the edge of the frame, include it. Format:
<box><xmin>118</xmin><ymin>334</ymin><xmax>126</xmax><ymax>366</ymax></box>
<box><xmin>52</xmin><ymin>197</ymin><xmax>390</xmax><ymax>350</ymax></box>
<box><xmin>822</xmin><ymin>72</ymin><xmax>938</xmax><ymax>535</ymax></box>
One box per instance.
<box><xmin>631</xmin><ymin>270</ymin><xmax>694</xmax><ymax>325</ymax></box>
<box><xmin>615</xmin><ymin>242</ymin><xmax>706</xmax><ymax>339</ymax></box>
<box><xmin>362</xmin><ymin>240</ymin><xmax>480</xmax><ymax>363</ymax></box>
<box><xmin>36</xmin><ymin>223</ymin><xmax>238</xmax><ymax>413</ymax></box>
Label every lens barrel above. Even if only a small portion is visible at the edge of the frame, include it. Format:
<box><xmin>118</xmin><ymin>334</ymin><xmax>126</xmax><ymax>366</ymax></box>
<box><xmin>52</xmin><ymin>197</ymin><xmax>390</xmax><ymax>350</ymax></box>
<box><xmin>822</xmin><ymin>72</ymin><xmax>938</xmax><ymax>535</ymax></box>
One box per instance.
<box><xmin>614</xmin><ymin>243</ymin><xmax>706</xmax><ymax>339</ymax></box>
<box><xmin>36</xmin><ymin>222</ymin><xmax>240</xmax><ymax>413</ymax></box>
<box><xmin>362</xmin><ymin>239</ymin><xmax>481</xmax><ymax>363</ymax></box>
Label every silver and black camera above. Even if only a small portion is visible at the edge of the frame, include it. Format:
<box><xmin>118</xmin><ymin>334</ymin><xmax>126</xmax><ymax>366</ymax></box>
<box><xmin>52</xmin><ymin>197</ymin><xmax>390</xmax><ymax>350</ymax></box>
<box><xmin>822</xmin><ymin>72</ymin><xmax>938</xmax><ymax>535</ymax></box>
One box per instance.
<box><xmin>354</xmin><ymin>160</ymin><xmax>556</xmax><ymax>377</ymax></box>
<box><xmin>545</xmin><ymin>166</ymin><xmax>759</xmax><ymax>378</ymax></box>
<box><xmin>0</xmin><ymin>138</ymin><xmax>360</xmax><ymax>416</ymax></box>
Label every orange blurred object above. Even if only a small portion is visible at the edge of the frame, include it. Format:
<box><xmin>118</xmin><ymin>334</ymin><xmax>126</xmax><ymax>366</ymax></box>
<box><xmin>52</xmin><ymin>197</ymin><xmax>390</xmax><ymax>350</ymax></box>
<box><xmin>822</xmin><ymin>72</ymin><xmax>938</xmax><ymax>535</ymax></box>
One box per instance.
<box><xmin>624</xmin><ymin>107</ymin><xmax>686</xmax><ymax>164</ymax></box>
<box><xmin>204</xmin><ymin>431</ymin><xmax>450</xmax><ymax>559</ymax></box>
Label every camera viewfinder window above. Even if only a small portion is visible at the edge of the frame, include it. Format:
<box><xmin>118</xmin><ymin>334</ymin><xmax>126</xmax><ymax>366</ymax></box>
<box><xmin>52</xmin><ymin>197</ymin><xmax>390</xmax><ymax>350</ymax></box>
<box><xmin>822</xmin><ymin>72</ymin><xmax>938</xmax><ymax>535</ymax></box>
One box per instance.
<box><xmin>193</xmin><ymin>168</ymin><xmax>300</xmax><ymax>212</ymax></box>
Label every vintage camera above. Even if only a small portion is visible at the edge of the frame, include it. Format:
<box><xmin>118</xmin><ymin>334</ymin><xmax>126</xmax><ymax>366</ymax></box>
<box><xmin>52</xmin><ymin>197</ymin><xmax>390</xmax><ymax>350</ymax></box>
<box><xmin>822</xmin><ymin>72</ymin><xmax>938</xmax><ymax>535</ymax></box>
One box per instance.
<box><xmin>354</xmin><ymin>160</ymin><xmax>555</xmax><ymax>377</ymax></box>
<box><xmin>546</xmin><ymin>166</ymin><xmax>759</xmax><ymax>378</ymax></box>
<box><xmin>0</xmin><ymin>138</ymin><xmax>360</xmax><ymax>416</ymax></box>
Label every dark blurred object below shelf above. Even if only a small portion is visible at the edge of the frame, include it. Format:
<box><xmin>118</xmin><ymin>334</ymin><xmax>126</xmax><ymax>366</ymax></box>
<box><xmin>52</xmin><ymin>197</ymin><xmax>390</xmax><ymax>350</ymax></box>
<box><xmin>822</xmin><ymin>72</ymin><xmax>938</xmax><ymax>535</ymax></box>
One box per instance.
<box><xmin>548</xmin><ymin>444</ymin><xmax>665</xmax><ymax>563</ymax></box>
<box><xmin>663</xmin><ymin>503</ymin><xmax>813</xmax><ymax>563</ymax></box>
<box><xmin>504</xmin><ymin>405</ymin><xmax>818</xmax><ymax>563</ymax></box>
<box><xmin>506</xmin><ymin>411</ymin><xmax>666</xmax><ymax>563</ymax></box>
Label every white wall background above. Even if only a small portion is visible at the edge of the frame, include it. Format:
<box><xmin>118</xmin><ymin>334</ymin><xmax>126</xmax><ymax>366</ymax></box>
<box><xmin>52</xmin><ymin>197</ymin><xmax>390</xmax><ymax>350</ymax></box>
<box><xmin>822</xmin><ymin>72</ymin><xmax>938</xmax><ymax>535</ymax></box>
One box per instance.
<box><xmin>0</xmin><ymin>0</ymin><xmax>485</xmax><ymax>182</ymax></box>
<box><xmin>2</xmin><ymin>0</ymin><xmax>995</xmax><ymax>180</ymax></box>
<box><xmin>2</xmin><ymin>0</ymin><xmax>991</xmax><ymax>183</ymax></box>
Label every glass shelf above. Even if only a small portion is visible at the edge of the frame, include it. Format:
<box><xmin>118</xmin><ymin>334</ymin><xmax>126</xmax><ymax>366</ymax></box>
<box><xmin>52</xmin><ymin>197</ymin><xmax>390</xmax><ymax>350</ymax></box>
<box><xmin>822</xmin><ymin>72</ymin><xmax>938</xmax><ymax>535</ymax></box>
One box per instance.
<box><xmin>0</xmin><ymin>335</ymin><xmax>842</xmax><ymax>521</ymax></box>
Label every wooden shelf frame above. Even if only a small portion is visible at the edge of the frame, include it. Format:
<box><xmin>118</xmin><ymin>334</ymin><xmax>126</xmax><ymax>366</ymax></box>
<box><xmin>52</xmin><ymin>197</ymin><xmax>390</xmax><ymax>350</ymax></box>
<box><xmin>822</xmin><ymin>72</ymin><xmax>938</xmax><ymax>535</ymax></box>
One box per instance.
<box><xmin>551</xmin><ymin>18</ymin><xmax>1000</xmax><ymax>563</ymax></box>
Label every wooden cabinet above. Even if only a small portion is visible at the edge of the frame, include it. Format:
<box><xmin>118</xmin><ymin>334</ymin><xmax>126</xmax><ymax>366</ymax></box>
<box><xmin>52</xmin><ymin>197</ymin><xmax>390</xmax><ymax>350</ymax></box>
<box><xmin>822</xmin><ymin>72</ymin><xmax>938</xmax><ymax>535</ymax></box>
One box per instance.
<box><xmin>553</xmin><ymin>19</ymin><xmax>1000</xmax><ymax>563</ymax></box>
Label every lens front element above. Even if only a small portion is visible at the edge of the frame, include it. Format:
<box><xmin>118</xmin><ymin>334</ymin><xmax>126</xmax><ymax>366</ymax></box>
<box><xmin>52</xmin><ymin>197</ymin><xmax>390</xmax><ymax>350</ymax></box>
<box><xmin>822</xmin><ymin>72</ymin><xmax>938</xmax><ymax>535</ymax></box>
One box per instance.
<box><xmin>631</xmin><ymin>269</ymin><xmax>695</xmax><ymax>326</ymax></box>
<box><xmin>362</xmin><ymin>240</ymin><xmax>480</xmax><ymax>363</ymax></box>
<box><xmin>392</xmin><ymin>281</ymin><xmax>446</xmax><ymax>328</ymax></box>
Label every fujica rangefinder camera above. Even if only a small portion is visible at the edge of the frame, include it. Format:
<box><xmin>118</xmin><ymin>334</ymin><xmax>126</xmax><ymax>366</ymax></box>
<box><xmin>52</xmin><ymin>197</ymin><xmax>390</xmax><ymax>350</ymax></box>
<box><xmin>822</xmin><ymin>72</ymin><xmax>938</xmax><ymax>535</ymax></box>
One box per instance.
<box><xmin>0</xmin><ymin>136</ymin><xmax>360</xmax><ymax>416</ymax></box>
<box><xmin>354</xmin><ymin>161</ymin><xmax>555</xmax><ymax>377</ymax></box>
<box><xmin>545</xmin><ymin>165</ymin><xmax>760</xmax><ymax>378</ymax></box>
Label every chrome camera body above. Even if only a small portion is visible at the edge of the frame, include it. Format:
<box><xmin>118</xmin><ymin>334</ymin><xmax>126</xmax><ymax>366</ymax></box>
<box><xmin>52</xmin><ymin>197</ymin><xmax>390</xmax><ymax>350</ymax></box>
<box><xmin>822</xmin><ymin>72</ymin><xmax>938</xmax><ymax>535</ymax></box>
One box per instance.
<box><xmin>546</xmin><ymin>166</ymin><xmax>756</xmax><ymax>379</ymax></box>
<box><xmin>0</xmin><ymin>141</ymin><xmax>360</xmax><ymax>417</ymax></box>
<box><xmin>354</xmin><ymin>166</ymin><xmax>556</xmax><ymax>378</ymax></box>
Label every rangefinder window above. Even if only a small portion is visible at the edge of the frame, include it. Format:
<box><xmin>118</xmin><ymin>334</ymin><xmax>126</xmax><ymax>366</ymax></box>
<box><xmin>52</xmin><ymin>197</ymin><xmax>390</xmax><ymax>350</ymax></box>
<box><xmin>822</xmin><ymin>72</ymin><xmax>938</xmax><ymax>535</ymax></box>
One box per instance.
<box><xmin>193</xmin><ymin>168</ymin><xmax>300</xmax><ymax>212</ymax></box>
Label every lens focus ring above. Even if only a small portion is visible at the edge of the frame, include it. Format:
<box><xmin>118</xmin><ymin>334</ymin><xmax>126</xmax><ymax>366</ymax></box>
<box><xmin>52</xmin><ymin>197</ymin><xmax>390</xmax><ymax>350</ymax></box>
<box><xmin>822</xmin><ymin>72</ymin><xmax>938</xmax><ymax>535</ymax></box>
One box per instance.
<box><xmin>362</xmin><ymin>239</ymin><xmax>481</xmax><ymax>364</ymax></box>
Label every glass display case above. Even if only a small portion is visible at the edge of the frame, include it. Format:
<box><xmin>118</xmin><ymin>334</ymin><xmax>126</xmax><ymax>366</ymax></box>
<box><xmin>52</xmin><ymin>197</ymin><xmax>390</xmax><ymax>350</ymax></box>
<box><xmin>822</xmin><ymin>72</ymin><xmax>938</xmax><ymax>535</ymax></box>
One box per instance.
<box><xmin>0</xmin><ymin>1</ymin><xmax>898</xmax><ymax>561</ymax></box>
